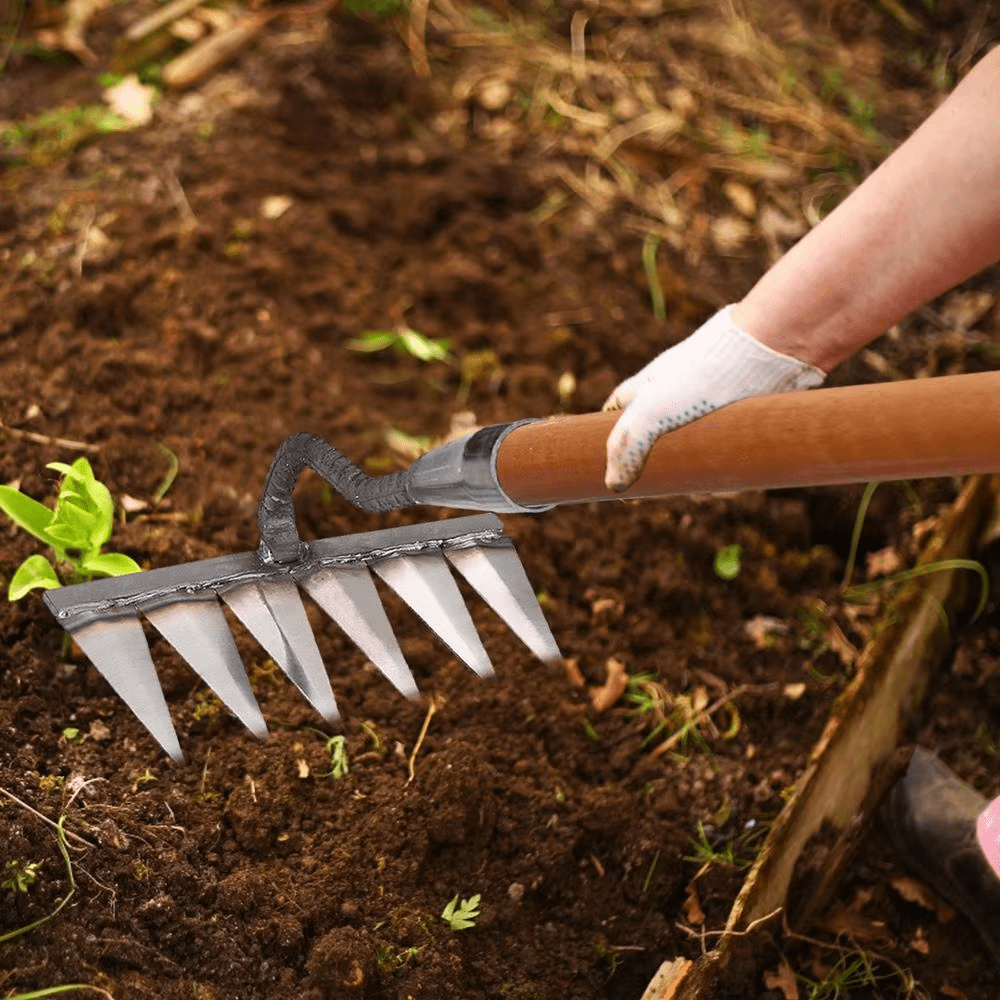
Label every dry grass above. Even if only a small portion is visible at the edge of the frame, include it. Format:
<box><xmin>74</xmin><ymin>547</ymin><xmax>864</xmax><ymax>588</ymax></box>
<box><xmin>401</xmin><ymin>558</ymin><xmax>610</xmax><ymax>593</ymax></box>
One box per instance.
<box><xmin>409</xmin><ymin>0</ymin><xmax>990</xmax><ymax>267</ymax></box>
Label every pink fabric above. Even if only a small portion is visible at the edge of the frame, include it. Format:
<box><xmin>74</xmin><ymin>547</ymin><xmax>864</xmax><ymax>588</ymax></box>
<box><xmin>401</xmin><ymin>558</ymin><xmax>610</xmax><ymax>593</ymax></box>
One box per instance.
<box><xmin>977</xmin><ymin>794</ymin><xmax>1000</xmax><ymax>879</ymax></box>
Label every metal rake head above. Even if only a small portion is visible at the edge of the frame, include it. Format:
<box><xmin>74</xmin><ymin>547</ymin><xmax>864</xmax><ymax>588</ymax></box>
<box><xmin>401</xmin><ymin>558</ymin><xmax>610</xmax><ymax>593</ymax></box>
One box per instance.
<box><xmin>43</xmin><ymin>433</ymin><xmax>561</xmax><ymax>761</ymax></box>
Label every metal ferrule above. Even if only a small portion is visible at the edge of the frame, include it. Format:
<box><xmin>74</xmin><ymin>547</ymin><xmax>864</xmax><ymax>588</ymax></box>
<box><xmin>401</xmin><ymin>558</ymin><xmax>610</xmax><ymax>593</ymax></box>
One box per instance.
<box><xmin>406</xmin><ymin>420</ymin><xmax>554</xmax><ymax>514</ymax></box>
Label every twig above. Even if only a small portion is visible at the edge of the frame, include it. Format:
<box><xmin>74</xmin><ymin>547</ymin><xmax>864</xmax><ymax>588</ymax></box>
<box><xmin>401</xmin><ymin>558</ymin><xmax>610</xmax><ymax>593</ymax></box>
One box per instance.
<box><xmin>0</xmin><ymin>421</ymin><xmax>100</xmax><ymax>454</ymax></box>
<box><xmin>0</xmin><ymin>787</ymin><xmax>96</xmax><ymax>849</ymax></box>
<box><xmin>569</xmin><ymin>10</ymin><xmax>587</xmax><ymax>82</ymax></box>
<box><xmin>407</xmin><ymin>0</ymin><xmax>431</xmax><ymax>78</ymax></box>
<box><xmin>407</xmin><ymin>698</ymin><xmax>438</xmax><ymax>783</ymax></box>
<box><xmin>675</xmin><ymin>905</ymin><xmax>783</xmax><ymax>954</ymax></box>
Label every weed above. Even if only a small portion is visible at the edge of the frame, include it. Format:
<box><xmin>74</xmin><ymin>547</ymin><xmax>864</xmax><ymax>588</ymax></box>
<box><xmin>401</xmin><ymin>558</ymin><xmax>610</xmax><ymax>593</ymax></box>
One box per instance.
<box><xmin>61</xmin><ymin>727</ymin><xmax>85</xmax><ymax>746</ymax></box>
<box><xmin>641</xmin><ymin>850</ymin><xmax>660</xmax><ymax>893</ymax></box>
<box><xmin>347</xmin><ymin>327</ymin><xmax>453</xmax><ymax>364</ymax></box>
<box><xmin>5</xmin><ymin>986</ymin><xmax>116</xmax><ymax>999</ymax></box>
<box><xmin>0</xmin><ymin>458</ymin><xmax>140</xmax><ymax>601</ymax></box>
<box><xmin>375</xmin><ymin>943</ymin><xmax>422</xmax><ymax>970</ymax></box>
<box><xmin>684</xmin><ymin>820</ymin><xmax>755</xmax><ymax>871</ymax></box>
<box><xmin>359</xmin><ymin>720</ymin><xmax>385</xmax><ymax>754</ymax></box>
<box><xmin>2</xmin><ymin>859</ymin><xmax>41</xmax><ymax>893</ymax></box>
<box><xmin>796</xmin><ymin>949</ymin><xmax>890</xmax><ymax>999</ymax></box>
<box><xmin>641</xmin><ymin>234</ymin><xmax>666</xmax><ymax>322</ymax></box>
<box><xmin>441</xmin><ymin>893</ymin><xmax>481</xmax><ymax>930</ymax></box>
<box><xmin>846</xmin><ymin>559</ymin><xmax>989</xmax><ymax>623</ymax></box>
<box><xmin>0</xmin><ymin>811</ymin><xmax>76</xmax><ymax>943</ymax></box>
<box><xmin>713</xmin><ymin>544</ymin><xmax>742</xmax><ymax>581</ymax></box>
<box><xmin>318</xmin><ymin>734</ymin><xmax>349</xmax><ymax>779</ymax></box>
<box><xmin>0</xmin><ymin>105</ymin><xmax>125</xmax><ymax>167</ymax></box>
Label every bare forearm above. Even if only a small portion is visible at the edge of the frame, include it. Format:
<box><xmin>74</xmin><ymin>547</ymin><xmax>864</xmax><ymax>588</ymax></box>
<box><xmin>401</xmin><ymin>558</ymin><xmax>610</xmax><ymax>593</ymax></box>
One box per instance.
<box><xmin>734</xmin><ymin>46</ymin><xmax>1000</xmax><ymax>372</ymax></box>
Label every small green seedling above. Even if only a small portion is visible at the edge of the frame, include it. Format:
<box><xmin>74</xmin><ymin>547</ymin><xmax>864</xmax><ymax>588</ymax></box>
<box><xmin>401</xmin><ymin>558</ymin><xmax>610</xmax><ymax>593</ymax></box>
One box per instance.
<box><xmin>2</xmin><ymin>860</ymin><xmax>41</xmax><ymax>893</ymax></box>
<box><xmin>347</xmin><ymin>327</ymin><xmax>453</xmax><ymax>364</ymax></box>
<box><xmin>441</xmin><ymin>893</ymin><xmax>481</xmax><ymax>930</ymax></box>
<box><xmin>0</xmin><ymin>458</ymin><xmax>140</xmax><ymax>600</ymax></box>
<box><xmin>324</xmin><ymin>735</ymin><xmax>350</xmax><ymax>779</ymax></box>
<box><xmin>713</xmin><ymin>544</ymin><xmax>742</xmax><ymax>581</ymax></box>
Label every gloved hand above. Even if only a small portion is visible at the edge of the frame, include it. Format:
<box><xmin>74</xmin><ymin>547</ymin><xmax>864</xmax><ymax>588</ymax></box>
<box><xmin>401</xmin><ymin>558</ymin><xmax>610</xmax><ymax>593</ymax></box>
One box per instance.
<box><xmin>603</xmin><ymin>306</ymin><xmax>826</xmax><ymax>492</ymax></box>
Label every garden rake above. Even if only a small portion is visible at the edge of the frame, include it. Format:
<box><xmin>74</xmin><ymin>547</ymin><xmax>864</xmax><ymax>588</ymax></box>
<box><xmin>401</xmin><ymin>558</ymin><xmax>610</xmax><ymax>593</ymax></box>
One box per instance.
<box><xmin>44</xmin><ymin>369</ymin><xmax>1000</xmax><ymax>759</ymax></box>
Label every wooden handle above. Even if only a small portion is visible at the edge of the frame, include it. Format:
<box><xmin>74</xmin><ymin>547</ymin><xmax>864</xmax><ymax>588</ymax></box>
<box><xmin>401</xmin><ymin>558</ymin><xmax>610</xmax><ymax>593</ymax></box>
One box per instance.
<box><xmin>494</xmin><ymin>370</ymin><xmax>1000</xmax><ymax>506</ymax></box>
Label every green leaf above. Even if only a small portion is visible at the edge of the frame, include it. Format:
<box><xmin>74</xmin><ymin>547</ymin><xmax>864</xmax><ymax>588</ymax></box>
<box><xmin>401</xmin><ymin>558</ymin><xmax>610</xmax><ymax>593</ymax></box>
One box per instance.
<box><xmin>441</xmin><ymin>893</ymin><xmax>481</xmax><ymax>930</ymax></box>
<box><xmin>713</xmin><ymin>545</ymin><xmax>742</xmax><ymax>581</ymax></box>
<box><xmin>8</xmin><ymin>555</ymin><xmax>62</xmax><ymax>601</ymax></box>
<box><xmin>80</xmin><ymin>551</ymin><xmax>140</xmax><ymax>578</ymax></box>
<box><xmin>0</xmin><ymin>485</ymin><xmax>54</xmax><ymax>542</ymax></box>
<box><xmin>397</xmin><ymin>328</ymin><xmax>452</xmax><ymax>362</ymax></box>
<box><xmin>347</xmin><ymin>331</ymin><xmax>397</xmax><ymax>353</ymax></box>
<box><xmin>43</xmin><ymin>521</ymin><xmax>90</xmax><ymax>550</ymax></box>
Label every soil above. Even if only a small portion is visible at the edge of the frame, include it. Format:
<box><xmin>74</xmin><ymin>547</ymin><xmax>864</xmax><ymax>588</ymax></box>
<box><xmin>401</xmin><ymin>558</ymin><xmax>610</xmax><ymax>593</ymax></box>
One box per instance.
<box><xmin>2</xmin><ymin>2</ymin><xmax>1000</xmax><ymax>999</ymax></box>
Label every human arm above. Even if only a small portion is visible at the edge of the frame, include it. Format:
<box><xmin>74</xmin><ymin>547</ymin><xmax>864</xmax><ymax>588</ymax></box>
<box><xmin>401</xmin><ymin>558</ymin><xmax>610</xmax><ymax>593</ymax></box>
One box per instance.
<box><xmin>605</xmin><ymin>45</ymin><xmax>1000</xmax><ymax>492</ymax></box>
<box><xmin>736</xmin><ymin>44</ymin><xmax>1000</xmax><ymax>370</ymax></box>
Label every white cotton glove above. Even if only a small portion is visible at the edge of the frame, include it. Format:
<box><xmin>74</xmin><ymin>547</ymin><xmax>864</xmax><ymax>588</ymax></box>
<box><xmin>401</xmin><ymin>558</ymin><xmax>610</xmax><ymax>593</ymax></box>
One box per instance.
<box><xmin>603</xmin><ymin>306</ymin><xmax>826</xmax><ymax>492</ymax></box>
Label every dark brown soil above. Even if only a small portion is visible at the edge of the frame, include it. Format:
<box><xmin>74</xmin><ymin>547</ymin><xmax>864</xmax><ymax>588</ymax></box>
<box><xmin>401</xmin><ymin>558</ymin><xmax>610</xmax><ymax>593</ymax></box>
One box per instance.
<box><xmin>2</xmin><ymin>3</ymin><xmax>1000</xmax><ymax>999</ymax></box>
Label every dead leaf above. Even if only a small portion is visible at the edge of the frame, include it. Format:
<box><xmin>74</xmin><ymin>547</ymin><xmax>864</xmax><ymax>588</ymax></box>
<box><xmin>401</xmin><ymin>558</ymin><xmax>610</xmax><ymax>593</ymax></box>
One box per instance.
<box><xmin>563</xmin><ymin>657</ymin><xmax>586</xmax><ymax>689</ymax></box>
<box><xmin>88</xmin><ymin>719</ymin><xmax>111</xmax><ymax>743</ymax></box>
<box><xmin>910</xmin><ymin>925</ymin><xmax>930</xmax><ymax>955</ymax></box>
<box><xmin>260</xmin><ymin>195</ymin><xmax>293</xmax><ymax>220</ymax></box>
<box><xmin>865</xmin><ymin>545</ymin><xmax>903</xmax><ymax>579</ymax></box>
<box><xmin>744</xmin><ymin>614</ymin><xmax>787</xmax><ymax>648</ymax></box>
<box><xmin>120</xmin><ymin>493</ymin><xmax>149</xmax><ymax>513</ymax></box>
<box><xmin>710</xmin><ymin>214</ymin><xmax>753</xmax><ymax>254</ymax></box>
<box><xmin>682</xmin><ymin>882</ymin><xmax>705</xmax><ymax>926</ymax></box>
<box><xmin>722</xmin><ymin>180</ymin><xmax>756</xmax><ymax>218</ymax></box>
<box><xmin>783</xmin><ymin>682</ymin><xmax>806</xmax><ymax>701</ymax></box>
<box><xmin>826</xmin><ymin>620</ymin><xmax>858</xmax><ymax>668</ymax></box>
<box><xmin>818</xmin><ymin>894</ymin><xmax>889</xmax><ymax>944</ymax></box>
<box><xmin>940</xmin><ymin>985</ymin><xmax>969</xmax><ymax>999</ymax></box>
<box><xmin>590</xmin><ymin>657</ymin><xmax>629</xmax><ymax>712</ymax></box>
<box><xmin>763</xmin><ymin>958</ymin><xmax>799</xmax><ymax>1000</ymax></box>
<box><xmin>103</xmin><ymin>74</ymin><xmax>156</xmax><ymax>127</ymax></box>
<box><xmin>890</xmin><ymin>874</ymin><xmax>957</xmax><ymax>923</ymax></box>
<box><xmin>297</xmin><ymin>759</ymin><xmax>310</xmax><ymax>779</ymax></box>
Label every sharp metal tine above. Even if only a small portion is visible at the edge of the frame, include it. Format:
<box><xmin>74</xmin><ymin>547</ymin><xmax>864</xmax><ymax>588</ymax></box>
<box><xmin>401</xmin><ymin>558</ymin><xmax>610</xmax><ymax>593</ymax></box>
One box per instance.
<box><xmin>300</xmin><ymin>566</ymin><xmax>419</xmax><ymax>699</ymax></box>
<box><xmin>69</xmin><ymin>612</ymin><xmax>184</xmax><ymax>762</ymax></box>
<box><xmin>446</xmin><ymin>545</ymin><xmax>562</xmax><ymax>664</ymax></box>
<box><xmin>220</xmin><ymin>579</ymin><xmax>339</xmax><ymax>723</ymax></box>
<box><xmin>141</xmin><ymin>594</ymin><xmax>268</xmax><ymax>738</ymax></box>
<box><xmin>372</xmin><ymin>552</ymin><xmax>494</xmax><ymax>679</ymax></box>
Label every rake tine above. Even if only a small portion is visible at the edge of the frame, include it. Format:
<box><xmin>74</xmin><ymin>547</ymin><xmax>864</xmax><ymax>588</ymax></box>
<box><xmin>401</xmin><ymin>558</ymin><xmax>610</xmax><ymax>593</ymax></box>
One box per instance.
<box><xmin>300</xmin><ymin>566</ymin><xmax>419</xmax><ymax>699</ymax></box>
<box><xmin>220</xmin><ymin>579</ymin><xmax>339</xmax><ymax>723</ymax></box>
<box><xmin>445</xmin><ymin>545</ymin><xmax>561</xmax><ymax>664</ymax></box>
<box><xmin>69</xmin><ymin>611</ymin><xmax>185</xmax><ymax>762</ymax></box>
<box><xmin>141</xmin><ymin>594</ymin><xmax>267</xmax><ymax>739</ymax></box>
<box><xmin>372</xmin><ymin>551</ymin><xmax>494</xmax><ymax>679</ymax></box>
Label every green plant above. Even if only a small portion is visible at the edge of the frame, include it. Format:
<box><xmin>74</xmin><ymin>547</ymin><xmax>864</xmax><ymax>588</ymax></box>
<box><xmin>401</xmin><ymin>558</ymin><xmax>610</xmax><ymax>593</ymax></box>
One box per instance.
<box><xmin>796</xmin><ymin>949</ymin><xmax>887</xmax><ymax>1000</ymax></box>
<box><xmin>347</xmin><ymin>327</ymin><xmax>453</xmax><ymax>364</ymax></box>
<box><xmin>713</xmin><ymin>544</ymin><xmax>742</xmax><ymax>581</ymax></box>
<box><xmin>322</xmin><ymin>735</ymin><xmax>350</xmax><ymax>779</ymax></box>
<box><xmin>5</xmin><ymin>987</ymin><xmax>116</xmax><ymax>999</ymax></box>
<box><xmin>845</xmin><ymin>558</ymin><xmax>990</xmax><ymax>623</ymax></box>
<box><xmin>441</xmin><ymin>893</ymin><xmax>481</xmax><ymax>930</ymax></box>
<box><xmin>0</xmin><ymin>458</ymin><xmax>140</xmax><ymax>600</ymax></box>
<box><xmin>0</xmin><ymin>813</ymin><xmax>76</xmax><ymax>943</ymax></box>
<box><xmin>641</xmin><ymin>234</ymin><xmax>666</xmax><ymax>322</ymax></box>
<box><xmin>2</xmin><ymin>859</ymin><xmax>41</xmax><ymax>893</ymax></box>
<box><xmin>684</xmin><ymin>820</ymin><xmax>754</xmax><ymax>871</ymax></box>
